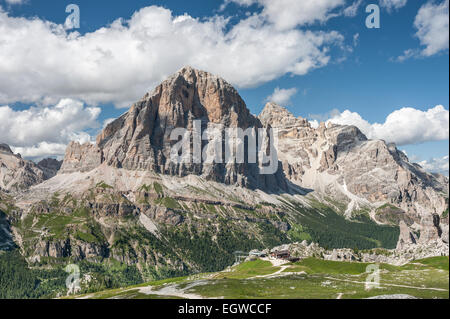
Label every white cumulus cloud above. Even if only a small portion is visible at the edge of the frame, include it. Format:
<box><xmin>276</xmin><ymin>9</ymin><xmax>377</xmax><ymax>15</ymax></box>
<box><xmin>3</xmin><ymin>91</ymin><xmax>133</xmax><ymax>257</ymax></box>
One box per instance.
<box><xmin>418</xmin><ymin>155</ymin><xmax>449</xmax><ymax>176</ymax></box>
<box><xmin>324</xmin><ymin>105</ymin><xmax>449</xmax><ymax>146</ymax></box>
<box><xmin>266</xmin><ymin>87</ymin><xmax>298</xmax><ymax>106</ymax></box>
<box><xmin>0</xmin><ymin>99</ymin><xmax>100</xmax><ymax>158</ymax></box>
<box><xmin>395</xmin><ymin>0</ymin><xmax>449</xmax><ymax>61</ymax></box>
<box><xmin>4</xmin><ymin>0</ymin><xmax>26</xmax><ymax>5</ymax></box>
<box><xmin>11</xmin><ymin>143</ymin><xmax>68</xmax><ymax>159</ymax></box>
<box><xmin>379</xmin><ymin>0</ymin><xmax>408</xmax><ymax>12</ymax></box>
<box><xmin>414</xmin><ymin>0</ymin><xmax>449</xmax><ymax>57</ymax></box>
<box><xmin>0</xmin><ymin>5</ymin><xmax>345</xmax><ymax>107</ymax></box>
<box><xmin>224</xmin><ymin>0</ymin><xmax>346</xmax><ymax>30</ymax></box>
<box><xmin>343</xmin><ymin>0</ymin><xmax>363</xmax><ymax>17</ymax></box>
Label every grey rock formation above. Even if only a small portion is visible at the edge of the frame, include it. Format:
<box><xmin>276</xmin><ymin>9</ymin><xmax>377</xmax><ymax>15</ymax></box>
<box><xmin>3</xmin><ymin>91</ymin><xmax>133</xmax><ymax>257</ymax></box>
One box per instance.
<box><xmin>258</xmin><ymin>102</ymin><xmax>448</xmax><ymax>223</ymax></box>
<box><xmin>396</xmin><ymin>220</ymin><xmax>418</xmax><ymax>250</ymax></box>
<box><xmin>419</xmin><ymin>214</ymin><xmax>442</xmax><ymax>244</ymax></box>
<box><xmin>59</xmin><ymin>141</ymin><xmax>102</xmax><ymax>174</ymax></box>
<box><xmin>329</xmin><ymin>248</ymin><xmax>359</xmax><ymax>261</ymax></box>
<box><xmin>31</xmin><ymin>238</ymin><xmax>108</xmax><ymax>262</ymax></box>
<box><xmin>270</xmin><ymin>240</ymin><xmax>448</xmax><ymax>266</ymax></box>
<box><xmin>142</xmin><ymin>206</ymin><xmax>184</xmax><ymax>226</ymax></box>
<box><xmin>37</xmin><ymin>158</ymin><xmax>63</xmax><ymax>179</ymax></box>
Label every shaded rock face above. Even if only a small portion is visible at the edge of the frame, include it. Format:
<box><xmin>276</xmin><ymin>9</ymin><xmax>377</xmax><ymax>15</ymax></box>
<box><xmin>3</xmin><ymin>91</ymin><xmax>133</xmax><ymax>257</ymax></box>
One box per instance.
<box><xmin>0</xmin><ymin>144</ymin><xmax>13</xmax><ymax>154</ymax></box>
<box><xmin>60</xmin><ymin>67</ymin><xmax>287</xmax><ymax>191</ymax></box>
<box><xmin>37</xmin><ymin>158</ymin><xmax>63</xmax><ymax>179</ymax></box>
<box><xmin>0</xmin><ymin>209</ymin><xmax>14</xmax><ymax>251</ymax></box>
<box><xmin>258</xmin><ymin>103</ymin><xmax>449</xmax><ymax>220</ymax></box>
<box><xmin>32</xmin><ymin>238</ymin><xmax>108</xmax><ymax>262</ymax></box>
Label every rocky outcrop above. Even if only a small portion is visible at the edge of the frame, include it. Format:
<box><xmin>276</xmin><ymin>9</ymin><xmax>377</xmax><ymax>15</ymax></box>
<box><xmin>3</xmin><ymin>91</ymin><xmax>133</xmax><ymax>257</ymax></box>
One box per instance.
<box><xmin>419</xmin><ymin>214</ymin><xmax>442</xmax><ymax>244</ymax></box>
<box><xmin>90</xmin><ymin>202</ymin><xmax>139</xmax><ymax>218</ymax></box>
<box><xmin>33</xmin><ymin>239</ymin><xmax>72</xmax><ymax>259</ymax></box>
<box><xmin>328</xmin><ymin>248</ymin><xmax>359</xmax><ymax>261</ymax></box>
<box><xmin>271</xmin><ymin>240</ymin><xmax>449</xmax><ymax>266</ymax></box>
<box><xmin>37</xmin><ymin>158</ymin><xmax>62</xmax><ymax>179</ymax></box>
<box><xmin>396</xmin><ymin>221</ymin><xmax>418</xmax><ymax>250</ymax></box>
<box><xmin>142</xmin><ymin>206</ymin><xmax>184</xmax><ymax>226</ymax></box>
<box><xmin>59</xmin><ymin>142</ymin><xmax>102</xmax><ymax>174</ymax></box>
<box><xmin>31</xmin><ymin>238</ymin><xmax>109</xmax><ymax>262</ymax></box>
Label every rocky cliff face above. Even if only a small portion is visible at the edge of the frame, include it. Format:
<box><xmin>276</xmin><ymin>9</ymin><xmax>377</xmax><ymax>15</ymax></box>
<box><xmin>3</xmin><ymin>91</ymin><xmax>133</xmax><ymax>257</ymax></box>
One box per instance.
<box><xmin>59</xmin><ymin>67</ymin><xmax>286</xmax><ymax>191</ymax></box>
<box><xmin>1</xmin><ymin>143</ymin><xmax>55</xmax><ymax>192</ymax></box>
<box><xmin>259</xmin><ymin>103</ymin><xmax>448</xmax><ymax>219</ymax></box>
<box><xmin>37</xmin><ymin>158</ymin><xmax>63</xmax><ymax>180</ymax></box>
<box><xmin>59</xmin><ymin>141</ymin><xmax>102</xmax><ymax>174</ymax></box>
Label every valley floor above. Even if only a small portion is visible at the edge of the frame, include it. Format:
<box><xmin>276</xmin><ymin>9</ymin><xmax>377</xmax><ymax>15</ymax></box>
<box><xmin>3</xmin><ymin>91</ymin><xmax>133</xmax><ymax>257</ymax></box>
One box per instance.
<box><xmin>67</xmin><ymin>256</ymin><xmax>449</xmax><ymax>300</ymax></box>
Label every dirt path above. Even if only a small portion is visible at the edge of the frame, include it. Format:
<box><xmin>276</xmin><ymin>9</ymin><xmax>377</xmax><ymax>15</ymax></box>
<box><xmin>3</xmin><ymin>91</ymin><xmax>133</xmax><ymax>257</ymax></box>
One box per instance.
<box><xmin>250</xmin><ymin>257</ymin><xmax>307</xmax><ymax>279</ymax></box>
<box><xmin>138</xmin><ymin>285</ymin><xmax>204</xmax><ymax>299</ymax></box>
<box><xmin>137</xmin><ymin>281</ymin><xmax>208</xmax><ymax>299</ymax></box>
<box><xmin>253</xmin><ymin>265</ymin><xmax>290</xmax><ymax>278</ymax></box>
<box><xmin>325</xmin><ymin>276</ymin><xmax>449</xmax><ymax>292</ymax></box>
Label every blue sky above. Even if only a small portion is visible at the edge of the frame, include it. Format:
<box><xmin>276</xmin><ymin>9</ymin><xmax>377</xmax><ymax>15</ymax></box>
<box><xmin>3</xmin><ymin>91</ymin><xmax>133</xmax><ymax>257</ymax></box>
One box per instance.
<box><xmin>0</xmin><ymin>0</ymin><xmax>448</xmax><ymax>174</ymax></box>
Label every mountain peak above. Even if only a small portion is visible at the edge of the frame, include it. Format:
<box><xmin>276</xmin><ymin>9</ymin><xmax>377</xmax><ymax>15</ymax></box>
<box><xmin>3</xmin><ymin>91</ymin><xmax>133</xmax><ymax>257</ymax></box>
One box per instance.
<box><xmin>258</xmin><ymin>102</ymin><xmax>309</xmax><ymax>129</ymax></box>
<box><xmin>133</xmin><ymin>66</ymin><xmax>255</xmax><ymax>129</ymax></box>
<box><xmin>0</xmin><ymin>143</ymin><xmax>13</xmax><ymax>155</ymax></box>
<box><xmin>68</xmin><ymin>67</ymin><xmax>283</xmax><ymax>190</ymax></box>
<box><xmin>261</xmin><ymin>102</ymin><xmax>293</xmax><ymax>115</ymax></box>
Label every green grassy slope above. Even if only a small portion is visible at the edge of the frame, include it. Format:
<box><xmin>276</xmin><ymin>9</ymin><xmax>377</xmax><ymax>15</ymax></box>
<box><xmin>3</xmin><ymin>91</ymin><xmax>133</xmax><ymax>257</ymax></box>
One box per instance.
<box><xmin>68</xmin><ymin>256</ymin><xmax>449</xmax><ymax>300</ymax></box>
